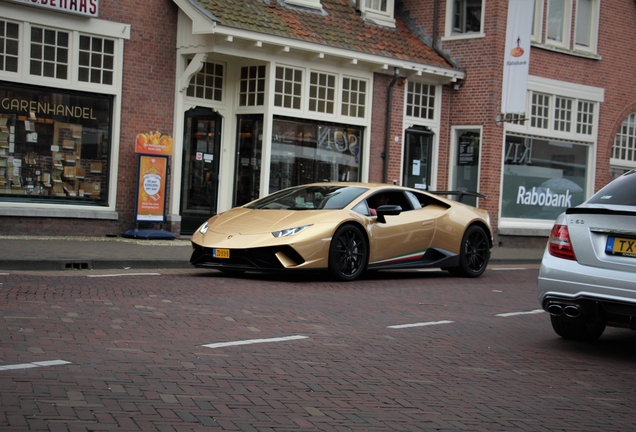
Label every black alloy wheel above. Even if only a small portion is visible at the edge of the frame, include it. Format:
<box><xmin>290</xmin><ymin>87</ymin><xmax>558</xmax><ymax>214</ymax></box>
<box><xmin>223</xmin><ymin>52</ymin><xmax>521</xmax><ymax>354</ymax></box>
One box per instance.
<box><xmin>328</xmin><ymin>224</ymin><xmax>368</xmax><ymax>281</ymax></box>
<box><xmin>449</xmin><ymin>225</ymin><xmax>490</xmax><ymax>278</ymax></box>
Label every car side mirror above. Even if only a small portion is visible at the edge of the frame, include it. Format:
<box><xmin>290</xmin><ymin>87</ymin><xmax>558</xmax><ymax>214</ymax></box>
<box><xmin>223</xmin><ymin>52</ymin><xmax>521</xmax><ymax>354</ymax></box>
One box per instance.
<box><xmin>376</xmin><ymin>205</ymin><xmax>402</xmax><ymax>223</ymax></box>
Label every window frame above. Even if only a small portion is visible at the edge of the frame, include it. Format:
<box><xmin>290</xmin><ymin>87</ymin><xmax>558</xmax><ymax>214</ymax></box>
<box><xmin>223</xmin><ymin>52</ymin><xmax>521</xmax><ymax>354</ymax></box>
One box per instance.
<box><xmin>573</xmin><ymin>0</ymin><xmax>599</xmax><ymax>54</ymax></box>
<box><xmin>611</xmin><ymin>113</ymin><xmax>636</xmax><ymax>170</ymax></box>
<box><xmin>360</xmin><ymin>0</ymin><xmax>395</xmax><ymax>28</ymax></box>
<box><xmin>444</xmin><ymin>0</ymin><xmax>485</xmax><ymax>40</ymax></box>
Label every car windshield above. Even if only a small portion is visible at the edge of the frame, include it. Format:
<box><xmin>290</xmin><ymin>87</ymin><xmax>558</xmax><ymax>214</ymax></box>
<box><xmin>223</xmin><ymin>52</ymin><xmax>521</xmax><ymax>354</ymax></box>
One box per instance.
<box><xmin>246</xmin><ymin>185</ymin><xmax>368</xmax><ymax>210</ymax></box>
<box><xmin>587</xmin><ymin>169</ymin><xmax>636</xmax><ymax>206</ymax></box>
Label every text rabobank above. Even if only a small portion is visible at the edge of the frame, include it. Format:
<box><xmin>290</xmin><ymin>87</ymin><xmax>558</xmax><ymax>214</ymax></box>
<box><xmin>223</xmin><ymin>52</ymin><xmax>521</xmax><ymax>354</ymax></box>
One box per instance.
<box><xmin>516</xmin><ymin>186</ymin><xmax>572</xmax><ymax>207</ymax></box>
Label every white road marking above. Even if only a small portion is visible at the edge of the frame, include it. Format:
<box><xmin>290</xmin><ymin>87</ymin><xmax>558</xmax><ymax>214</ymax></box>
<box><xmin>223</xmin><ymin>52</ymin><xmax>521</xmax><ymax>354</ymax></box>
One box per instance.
<box><xmin>87</xmin><ymin>273</ymin><xmax>162</xmax><ymax>278</ymax></box>
<box><xmin>496</xmin><ymin>309</ymin><xmax>545</xmax><ymax>317</ymax></box>
<box><xmin>202</xmin><ymin>335</ymin><xmax>309</xmax><ymax>349</ymax></box>
<box><xmin>0</xmin><ymin>360</ymin><xmax>71</xmax><ymax>371</ymax></box>
<box><xmin>490</xmin><ymin>268</ymin><xmax>528</xmax><ymax>271</ymax></box>
<box><xmin>388</xmin><ymin>320</ymin><xmax>454</xmax><ymax>329</ymax></box>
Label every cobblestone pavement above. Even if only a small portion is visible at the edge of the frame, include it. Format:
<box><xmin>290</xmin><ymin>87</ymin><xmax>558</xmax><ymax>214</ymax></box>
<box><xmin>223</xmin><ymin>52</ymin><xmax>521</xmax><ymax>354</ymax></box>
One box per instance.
<box><xmin>1</xmin><ymin>267</ymin><xmax>636</xmax><ymax>431</ymax></box>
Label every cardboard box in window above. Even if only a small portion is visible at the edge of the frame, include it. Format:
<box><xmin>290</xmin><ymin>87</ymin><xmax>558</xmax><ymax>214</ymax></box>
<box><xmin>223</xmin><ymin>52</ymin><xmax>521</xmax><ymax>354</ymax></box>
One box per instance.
<box><xmin>52</xmin><ymin>184</ymin><xmax>65</xmax><ymax>196</ymax></box>
<box><xmin>90</xmin><ymin>162</ymin><xmax>102</xmax><ymax>173</ymax></box>
<box><xmin>62</xmin><ymin>139</ymin><xmax>75</xmax><ymax>150</ymax></box>
<box><xmin>80</xmin><ymin>182</ymin><xmax>100</xmax><ymax>197</ymax></box>
<box><xmin>64</xmin><ymin>154</ymin><xmax>76</xmax><ymax>164</ymax></box>
<box><xmin>75</xmin><ymin>167</ymin><xmax>85</xmax><ymax>179</ymax></box>
<box><xmin>63</xmin><ymin>166</ymin><xmax>75</xmax><ymax>179</ymax></box>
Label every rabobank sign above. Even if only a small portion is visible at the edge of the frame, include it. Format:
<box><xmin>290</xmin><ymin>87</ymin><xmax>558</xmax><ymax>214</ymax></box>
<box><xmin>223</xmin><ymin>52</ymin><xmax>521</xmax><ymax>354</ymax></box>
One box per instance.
<box><xmin>516</xmin><ymin>186</ymin><xmax>572</xmax><ymax>208</ymax></box>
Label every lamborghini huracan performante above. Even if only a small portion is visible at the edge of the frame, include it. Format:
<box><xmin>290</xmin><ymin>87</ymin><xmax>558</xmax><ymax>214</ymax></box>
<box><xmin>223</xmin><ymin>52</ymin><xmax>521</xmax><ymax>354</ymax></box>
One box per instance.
<box><xmin>190</xmin><ymin>183</ymin><xmax>493</xmax><ymax>281</ymax></box>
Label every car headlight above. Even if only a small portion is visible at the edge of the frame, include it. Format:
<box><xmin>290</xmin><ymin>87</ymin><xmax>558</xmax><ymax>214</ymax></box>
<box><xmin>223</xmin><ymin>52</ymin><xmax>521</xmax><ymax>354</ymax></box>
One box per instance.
<box><xmin>272</xmin><ymin>224</ymin><xmax>312</xmax><ymax>238</ymax></box>
<box><xmin>199</xmin><ymin>221</ymin><xmax>209</xmax><ymax>234</ymax></box>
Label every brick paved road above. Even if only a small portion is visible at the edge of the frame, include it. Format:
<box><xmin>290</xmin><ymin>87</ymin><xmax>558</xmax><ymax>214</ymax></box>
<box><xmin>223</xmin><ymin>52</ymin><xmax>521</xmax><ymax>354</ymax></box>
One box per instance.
<box><xmin>1</xmin><ymin>267</ymin><xmax>636</xmax><ymax>431</ymax></box>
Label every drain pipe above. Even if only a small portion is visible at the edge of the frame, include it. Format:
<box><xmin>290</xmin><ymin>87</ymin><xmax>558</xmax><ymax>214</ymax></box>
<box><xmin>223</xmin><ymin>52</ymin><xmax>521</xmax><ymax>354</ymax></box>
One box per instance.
<box><xmin>383</xmin><ymin>67</ymin><xmax>400</xmax><ymax>184</ymax></box>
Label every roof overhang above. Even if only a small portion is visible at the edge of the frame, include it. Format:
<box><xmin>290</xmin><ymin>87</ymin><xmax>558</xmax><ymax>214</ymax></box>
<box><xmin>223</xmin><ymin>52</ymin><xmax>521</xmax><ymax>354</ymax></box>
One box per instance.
<box><xmin>175</xmin><ymin>0</ymin><xmax>465</xmax><ymax>85</ymax></box>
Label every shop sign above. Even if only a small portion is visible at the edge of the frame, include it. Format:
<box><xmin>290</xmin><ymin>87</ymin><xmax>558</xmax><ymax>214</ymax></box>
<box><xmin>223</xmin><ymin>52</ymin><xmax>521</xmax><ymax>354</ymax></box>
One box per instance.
<box><xmin>317</xmin><ymin>126</ymin><xmax>359</xmax><ymax>155</ymax></box>
<box><xmin>4</xmin><ymin>0</ymin><xmax>99</xmax><ymax>17</ymax></box>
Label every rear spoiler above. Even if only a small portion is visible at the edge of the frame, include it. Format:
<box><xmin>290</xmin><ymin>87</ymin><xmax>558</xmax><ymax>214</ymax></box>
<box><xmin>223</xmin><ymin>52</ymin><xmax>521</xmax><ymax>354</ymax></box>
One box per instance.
<box><xmin>429</xmin><ymin>190</ymin><xmax>487</xmax><ymax>203</ymax></box>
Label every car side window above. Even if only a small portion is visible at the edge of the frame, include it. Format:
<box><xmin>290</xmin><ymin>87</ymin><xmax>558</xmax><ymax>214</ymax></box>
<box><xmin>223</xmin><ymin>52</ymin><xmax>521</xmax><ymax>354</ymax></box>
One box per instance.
<box><xmin>405</xmin><ymin>191</ymin><xmax>423</xmax><ymax>210</ymax></box>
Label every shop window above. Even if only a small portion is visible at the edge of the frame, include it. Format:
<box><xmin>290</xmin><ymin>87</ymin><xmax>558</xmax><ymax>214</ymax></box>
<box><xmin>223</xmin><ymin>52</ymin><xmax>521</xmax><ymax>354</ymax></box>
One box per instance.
<box><xmin>78</xmin><ymin>36</ymin><xmax>114</xmax><ymax>85</ymax></box>
<box><xmin>406</xmin><ymin>82</ymin><xmax>435</xmax><ymax>120</ymax></box>
<box><xmin>308</xmin><ymin>71</ymin><xmax>335</xmax><ymax>114</ymax></box>
<box><xmin>0</xmin><ymin>82</ymin><xmax>112</xmax><ymax>204</ymax></box>
<box><xmin>576</xmin><ymin>101</ymin><xmax>594</xmax><ymax>135</ymax></box>
<box><xmin>448</xmin><ymin>0</ymin><xmax>483</xmax><ymax>36</ymax></box>
<box><xmin>270</xmin><ymin>117</ymin><xmax>362</xmax><ymax>193</ymax></box>
<box><xmin>0</xmin><ymin>20</ymin><xmax>19</xmax><ymax>73</ymax></box>
<box><xmin>502</xmin><ymin>135</ymin><xmax>588</xmax><ymax>221</ymax></box>
<box><xmin>612</xmin><ymin>113</ymin><xmax>636</xmax><ymax>166</ymax></box>
<box><xmin>239</xmin><ymin>65</ymin><xmax>265</xmax><ymax>107</ymax></box>
<box><xmin>274</xmin><ymin>66</ymin><xmax>303</xmax><ymax>110</ymax></box>
<box><xmin>553</xmin><ymin>97</ymin><xmax>572</xmax><ymax>132</ymax></box>
<box><xmin>531</xmin><ymin>93</ymin><xmax>550</xmax><ymax>129</ymax></box>
<box><xmin>341</xmin><ymin>78</ymin><xmax>366</xmax><ymax>118</ymax></box>
<box><xmin>186</xmin><ymin>62</ymin><xmax>223</xmax><ymax>101</ymax></box>
<box><xmin>30</xmin><ymin>27</ymin><xmax>69</xmax><ymax>79</ymax></box>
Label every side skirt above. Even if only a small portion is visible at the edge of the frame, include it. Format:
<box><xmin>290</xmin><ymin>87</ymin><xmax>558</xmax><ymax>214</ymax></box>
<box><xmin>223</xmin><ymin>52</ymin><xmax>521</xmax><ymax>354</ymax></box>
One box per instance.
<box><xmin>367</xmin><ymin>248</ymin><xmax>459</xmax><ymax>271</ymax></box>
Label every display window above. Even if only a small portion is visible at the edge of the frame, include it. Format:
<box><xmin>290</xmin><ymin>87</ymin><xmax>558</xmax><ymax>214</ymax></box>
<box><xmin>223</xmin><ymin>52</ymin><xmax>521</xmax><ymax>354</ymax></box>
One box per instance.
<box><xmin>0</xmin><ymin>82</ymin><xmax>111</xmax><ymax>204</ymax></box>
<box><xmin>501</xmin><ymin>135</ymin><xmax>589</xmax><ymax>220</ymax></box>
<box><xmin>269</xmin><ymin>117</ymin><xmax>362</xmax><ymax>193</ymax></box>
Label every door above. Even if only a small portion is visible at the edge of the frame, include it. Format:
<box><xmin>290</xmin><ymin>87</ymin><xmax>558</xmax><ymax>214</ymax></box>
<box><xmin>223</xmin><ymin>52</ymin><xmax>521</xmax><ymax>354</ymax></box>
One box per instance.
<box><xmin>402</xmin><ymin>127</ymin><xmax>433</xmax><ymax>191</ymax></box>
<box><xmin>234</xmin><ymin>115</ymin><xmax>263</xmax><ymax>207</ymax></box>
<box><xmin>451</xmin><ymin>128</ymin><xmax>481</xmax><ymax>206</ymax></box>
<box><xmin>180</xmin><ymin>107</ymin><xmax>222</xmax><ymax>235</ymax></box>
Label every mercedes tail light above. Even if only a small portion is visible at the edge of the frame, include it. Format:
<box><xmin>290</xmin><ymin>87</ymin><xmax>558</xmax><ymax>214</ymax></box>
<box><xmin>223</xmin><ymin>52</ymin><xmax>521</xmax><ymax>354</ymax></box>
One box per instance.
<box><xmin>548</xmin><ymin>224</ymin><xmax>576</xmax><ymax>261</ymax></box>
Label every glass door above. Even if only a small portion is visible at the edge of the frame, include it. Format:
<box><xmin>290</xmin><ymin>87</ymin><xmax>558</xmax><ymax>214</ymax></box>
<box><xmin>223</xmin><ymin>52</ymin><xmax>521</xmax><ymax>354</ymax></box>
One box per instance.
<box><xmin>451</xmin><ymin>128</ymin><xmax>481</xmax><ymax>207</ymax></box>
<box><xmin>402</xmin><ymin>127</ymin><xmax>433</xmax><ymax>191</ymax></box>
<box><xmin>233</xmin><ymin>115</ymin><xmax>263</xmax><ymax>206</ymax></box>
<box><xmin>180</xmin><ymin>107</ymin><xmax>222</xmax><ymax>235</ymax></box>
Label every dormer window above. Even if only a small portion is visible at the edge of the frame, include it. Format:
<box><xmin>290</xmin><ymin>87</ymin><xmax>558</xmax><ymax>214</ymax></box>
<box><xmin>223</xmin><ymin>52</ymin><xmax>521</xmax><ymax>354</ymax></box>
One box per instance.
<box><xmin>361</xmin><ymin>0</ymin><xmax>395</xmax><ymax>28</ymax></box>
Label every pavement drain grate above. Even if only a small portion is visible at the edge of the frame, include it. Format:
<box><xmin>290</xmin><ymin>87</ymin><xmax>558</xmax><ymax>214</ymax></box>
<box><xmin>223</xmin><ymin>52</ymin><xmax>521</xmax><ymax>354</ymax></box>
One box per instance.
<box><xmin>64</xmin><ymin>261</ymin><xmax>92</xmax><ymax>270</ymax></box>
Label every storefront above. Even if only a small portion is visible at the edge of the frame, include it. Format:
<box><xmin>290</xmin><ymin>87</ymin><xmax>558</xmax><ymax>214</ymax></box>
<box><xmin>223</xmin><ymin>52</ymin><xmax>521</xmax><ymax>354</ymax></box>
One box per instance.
<box><xmin>0</xmin><ymin>3</ymin><xmax>129</xmax><ymax>226</ymax></box>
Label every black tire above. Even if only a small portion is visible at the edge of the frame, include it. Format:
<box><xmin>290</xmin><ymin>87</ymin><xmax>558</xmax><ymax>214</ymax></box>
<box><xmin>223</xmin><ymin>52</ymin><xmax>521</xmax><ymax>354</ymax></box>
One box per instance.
<box><xmin>550</xmin><ymin>315</ymin><xmax>606</xmax><ymax>342</ymax></box>
<box><xmin>448</xmin><ymin>225</ymin><xmax>490</xmax><ymax>278</ymax></box>
<box><xmin>328</xmin><ymin>224</ymin><xmax>368</xmax><ymax>281</ymax></box>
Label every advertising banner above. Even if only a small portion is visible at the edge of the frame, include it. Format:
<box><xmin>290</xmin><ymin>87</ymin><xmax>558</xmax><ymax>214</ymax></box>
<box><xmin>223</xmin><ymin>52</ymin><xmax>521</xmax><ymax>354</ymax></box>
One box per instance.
<box><xmin>135</xmin><ymin>131</ymin><xmax>174</xmax><ymax>156</ymax></box>
<box><xmin>135</xmin><ymin>154</ymin><xmax>168</xmax><ymax>223</ymax></box>
<box><xmin>3</xmin><ymin>0</ymin><xmax>99</xmax><ymax>17</ymax></box>
<box><xmin>501</xmin><ymin>0</ymin><xmax>534</xmax><ymax>115</ymax></box>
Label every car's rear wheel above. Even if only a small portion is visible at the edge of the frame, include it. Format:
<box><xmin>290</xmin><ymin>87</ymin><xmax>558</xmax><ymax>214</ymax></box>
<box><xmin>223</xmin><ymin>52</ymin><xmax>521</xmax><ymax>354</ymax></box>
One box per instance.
<box><xmin>550</xmin><ymin>315</ymin><xmax>606</xmax><ymax>342</ymax></box>
<box><xmin>328</xmin><ymin>224</ymin><xmax>368</xmax><ymax>281</ymax></box>
<box><xmin>447</xmin><ymin>225</ymin><xmax>490</xmax><ymax>278</ymax></box>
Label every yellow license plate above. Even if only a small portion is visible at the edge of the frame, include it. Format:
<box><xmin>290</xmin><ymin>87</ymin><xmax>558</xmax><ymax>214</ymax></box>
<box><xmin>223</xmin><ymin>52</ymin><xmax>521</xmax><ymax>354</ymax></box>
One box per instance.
<box><xmin>606</xmin><ymin>237</ymin><xmax>636</xmax><ymax>256</ymax></box>
<box><xmin>213</xmin><ymin>248</ymin><xmax>230</xmax><ymax>259</ymax></box>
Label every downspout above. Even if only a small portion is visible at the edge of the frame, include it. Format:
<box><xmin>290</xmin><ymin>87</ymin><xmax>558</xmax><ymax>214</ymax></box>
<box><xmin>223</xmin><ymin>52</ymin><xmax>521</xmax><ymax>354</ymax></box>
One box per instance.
<box><xmin>383</xmin><ymin>67</ymin><xmax>400</xmax><ymax>184</ymax></box>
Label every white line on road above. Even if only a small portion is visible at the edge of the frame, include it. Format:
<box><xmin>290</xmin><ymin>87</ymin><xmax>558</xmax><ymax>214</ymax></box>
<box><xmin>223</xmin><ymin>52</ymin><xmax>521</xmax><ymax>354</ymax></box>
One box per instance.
<box><xmin>490</xmin><ymin>268</ymin><xmax>528</xmax><ymax>271</ymax></box>
<box><xmin>496</xmin><ymin>309</ymin><xmax>545</xmax><ymax>317</ymax></box>
<box><xmin>388</xmin><ymin>320</ymin><xmax>454</xmax><ymax>329</ymax></box>
<box><xmin>202</xmin><ymin>335</ymin><xmax>309</xmax><ymax>349</ymax></box>
<box><xmin>0</xmin><ymin>360</ymin><xmax>71</xmax><ymax>371</ymax></box>
<box><xmin>87</xmin><ymin>273</ymin><xmax>162</xmax><ymax>278</ymax></box>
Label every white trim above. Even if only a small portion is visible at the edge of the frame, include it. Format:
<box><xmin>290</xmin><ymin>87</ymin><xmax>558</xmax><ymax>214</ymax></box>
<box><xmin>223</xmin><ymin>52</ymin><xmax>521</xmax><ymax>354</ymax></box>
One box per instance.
<box><xmin>285</xmin><ymin>0</ymin><xmax>323</xmax><ymax>10</ymax></box>
<box><xmin>444</xmin><ymin>0</ymin><xmax>485</xmax><ymax>39</ymax></box>
<box><xmin>531</xmin><ymin>0</ymin><xmax>544</xmax><ymax>43</ymax></box>
<box><xmin>545</xmin><ymin>0</ymin><xmax>572</xmax><ymax>50</ymax></box>
<box><xmin>573</xmin><ymin>0</ymin><xmax>600</xmax><ymax>54</ymax></box>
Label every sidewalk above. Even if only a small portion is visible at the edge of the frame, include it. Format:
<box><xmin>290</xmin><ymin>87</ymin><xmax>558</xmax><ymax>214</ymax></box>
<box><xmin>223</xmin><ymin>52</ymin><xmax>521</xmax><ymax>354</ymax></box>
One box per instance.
<box><xmin>0</xmin><ymin>235</ymin><xmax>545</xmax><ymax>271</ymax></box>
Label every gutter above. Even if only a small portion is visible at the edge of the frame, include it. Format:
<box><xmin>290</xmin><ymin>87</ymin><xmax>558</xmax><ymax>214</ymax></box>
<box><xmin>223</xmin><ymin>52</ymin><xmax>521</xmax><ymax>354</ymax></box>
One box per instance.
<box><xmin>383</xmin><ymin>67</ymin><xmax>401</xmax><ymax>184</ymax></box>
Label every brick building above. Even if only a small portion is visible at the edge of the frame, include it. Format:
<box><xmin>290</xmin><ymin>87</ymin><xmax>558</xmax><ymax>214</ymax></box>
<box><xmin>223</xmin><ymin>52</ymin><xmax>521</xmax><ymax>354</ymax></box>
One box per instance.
<box><xmin>0</xmin><ymin>0</ymin><xmax>634</xmax><ymax>244</ymax></box>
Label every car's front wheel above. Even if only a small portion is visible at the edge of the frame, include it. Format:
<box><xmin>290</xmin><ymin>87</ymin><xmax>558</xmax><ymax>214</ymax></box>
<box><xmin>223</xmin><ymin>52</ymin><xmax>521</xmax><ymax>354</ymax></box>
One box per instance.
<box><xmin>550</xmin><ymin>315</ymin><xmax>606</xmax><ymax>342</ymax></box>
<box><xmin>328</xmin><ymin>224</ymin><xmax>368</xmax><ymax>281</ymax></box>
<box><xmin>447</xmin><ymin>225</ymin><xmax>490</xmax><ymax>278</ymax></box>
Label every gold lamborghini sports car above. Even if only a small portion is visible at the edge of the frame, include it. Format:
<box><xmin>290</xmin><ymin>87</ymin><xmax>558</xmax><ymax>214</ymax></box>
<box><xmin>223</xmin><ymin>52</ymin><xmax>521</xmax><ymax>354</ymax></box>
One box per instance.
<box><xmin>190</xmin><ymin>183</ymin><xmax>493</xmax><ymax>281</ymax></box>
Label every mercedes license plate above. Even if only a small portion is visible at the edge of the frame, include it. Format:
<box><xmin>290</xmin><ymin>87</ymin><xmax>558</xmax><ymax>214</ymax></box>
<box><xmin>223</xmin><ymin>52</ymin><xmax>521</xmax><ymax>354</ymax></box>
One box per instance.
<box><xmin>213</xmin><ymin>248</ymin><xmax>230</xmax><ymax>259</ymax></box>
<box><xmin>605</xmin><ymin>237</ymin><xmax>636</xmax><ymax>257</ymax></box>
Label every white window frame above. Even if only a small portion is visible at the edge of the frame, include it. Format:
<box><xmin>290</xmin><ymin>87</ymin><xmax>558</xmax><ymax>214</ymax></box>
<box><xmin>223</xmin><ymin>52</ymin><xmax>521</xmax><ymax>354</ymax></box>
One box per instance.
<box><xmin>531</xmin><ymin>0</ymin><xmax>544</xmax><ymax>43</ymax></box>
<box><xmin>186</xmin><ymin>60</ymin><xmax>225</xmax><ymax>103</ymax></box>
<box><xmin>611</xmin><ymin>113</ymin><xmax>636</xmax><ymax>170</ymax></box>
<box><xmin>444</xmin><ymin>0</ymin><xmax>485</xmax><ymax>40</ymax></box>
<box><xmin>573</xmin><ymin>0</ymin><xmax>599</xmax><ymax>54</ymax></box>
<box><xmin>340</xmin><ymin>76</ymin><xmax>368</xmax><ymax>120</ymax></box>
<box><xmin>546</xmin><ymin>0</ymin><xmax>572</xmax><ymax>49</ymax></box>
<box><xmin>360</xmin><ymin>0</ymin><xmax>396</xmax><ymax>28</ymax></box>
